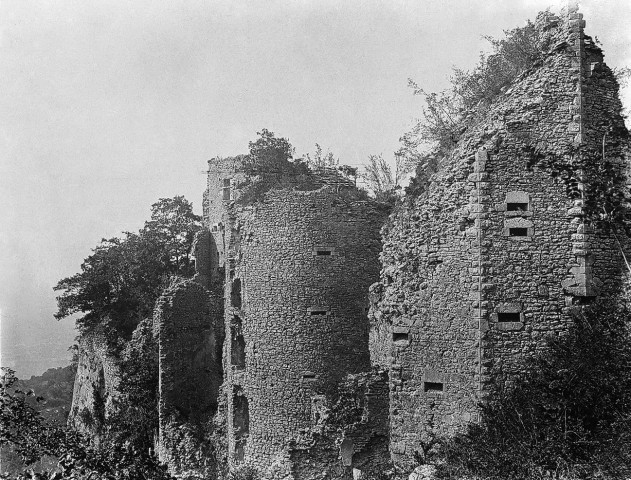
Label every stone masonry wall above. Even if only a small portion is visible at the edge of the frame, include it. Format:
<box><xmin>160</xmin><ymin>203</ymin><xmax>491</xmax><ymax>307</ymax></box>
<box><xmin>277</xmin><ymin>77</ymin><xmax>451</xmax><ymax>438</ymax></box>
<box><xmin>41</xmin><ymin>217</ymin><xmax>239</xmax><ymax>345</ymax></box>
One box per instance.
<box><xmin>154</xmin><ymin>277</ymin><xmax>223</xmax><ymax>477</ymax></box>
<box><xmin>288</xmin><ymin>369</ymin><xmax>390</xmax><ymax>480</ymax></box>
<box><xmin>222</xmin><ymin>185</ymin><xmax>388</xmax><ymax>475</ymax></box>
<box><xmin>376</xmin><ymin>7</ymin><xmax>630</xmax><ymax>472</ymax></box>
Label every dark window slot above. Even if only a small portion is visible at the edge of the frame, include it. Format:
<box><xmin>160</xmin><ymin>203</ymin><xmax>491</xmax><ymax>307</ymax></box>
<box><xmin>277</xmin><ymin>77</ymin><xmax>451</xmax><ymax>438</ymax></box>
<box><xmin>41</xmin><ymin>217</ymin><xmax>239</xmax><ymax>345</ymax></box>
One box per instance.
<box><xmin>316</xmin><ymin>250</ymin><xmax>332</xmax><ymax>256</ymax></box>
<box><xmin>233</xmin><ymin>391</ymin><xmax>249</xmax><ymax>438</ymax></box>
<box><xmin>231</xmin><ymin>316</ymin><xmax>246</xmax><ymax>369</ymax></box>
<box><xmin>303</xmin><ymin>373</ymin><xmax>317</xmax><ymax>380</ymax></box>
<box><xmin>574</xmin><ymin>296</ymin><xmax>595</xmax><ymax>305</ymax></box>
<box><xmin>392</xmin><ymin>332</ymin><xmax>409</xmax><ymax>343</ymax></box>
<box><xmin>424</xmin><ymin>382</ymin><xmax>444</xmax><ymax>393</ymax></box>
<box><xmin>509</xmin><ymin>228</ymin><xmax>528</xmax><ymax>237</ymax></box>
<box><xmin>497</xmin><ymin>312</ymin><xmax>521</xmax><ymax>323</ymax></box>
<box><xmin>507</xmin><ymin>202</ymin><xmax>528</xmax><ymax>211</ymax></box>
<box><xmin>310</xmin><ymin>310</ymin><xmax>327</xmax><ymax>316</ymax></box>
<box><xmin>231</xmin><ymin>279</ymin><xmax>242</xmax><ymax>308</ymax></box>
<box><xmin>222</xmin><ymin>179</ymin><xmax>231</xmax><ymax>201</ymax></box>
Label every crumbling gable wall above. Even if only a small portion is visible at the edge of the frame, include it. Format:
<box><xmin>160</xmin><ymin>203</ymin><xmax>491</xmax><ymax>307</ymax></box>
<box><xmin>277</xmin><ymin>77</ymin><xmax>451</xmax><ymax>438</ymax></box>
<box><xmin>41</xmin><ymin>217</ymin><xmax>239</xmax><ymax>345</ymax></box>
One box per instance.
<box><xmin>376</xmin><ymin>6</ymin><xmax>630</xmax><ymax>471</ymax></box>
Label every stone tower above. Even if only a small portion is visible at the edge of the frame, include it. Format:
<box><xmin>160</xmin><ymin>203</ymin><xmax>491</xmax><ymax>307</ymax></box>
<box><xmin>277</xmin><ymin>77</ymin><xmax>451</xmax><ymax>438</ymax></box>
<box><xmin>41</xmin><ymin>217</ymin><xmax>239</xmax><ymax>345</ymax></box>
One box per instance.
<box><xmin>204</xmin><ymin>158</ymin><xmax>388</xmax><ymax>472</ymax></box>
<box><xmin>376</xmin><ymin>6</ymin><xmax>630</xmax><ymax>470</ymax></box>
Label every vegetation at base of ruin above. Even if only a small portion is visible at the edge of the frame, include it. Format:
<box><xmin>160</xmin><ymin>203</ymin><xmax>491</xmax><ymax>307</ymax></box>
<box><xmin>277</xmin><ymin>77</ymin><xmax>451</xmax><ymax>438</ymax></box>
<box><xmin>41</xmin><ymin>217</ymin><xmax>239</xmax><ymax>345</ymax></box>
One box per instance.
<box><xmin>208</xmin><ymin>386</ymin><xmax>229</xmax><ymax>480</ymax></box>
<box><xmin>431</xmin><ymin>300</ymin><xmax>631</xmax><ymax>480</ymax></box>
<box><xmin>402</xmin><ymin>11</ymin><xmax>555</xmax><ymax>198</ymax></box>
<box><xmin>226</xmin><ymin>464</ymin><xmax>259</xmax><ymax>480</ymax></box>
<box><xmin>103</xmin><ymin>318</ymin><xmax>159</xmax><ymax>453</ymax></box>
<box><xmin>53</xmin><ymin>196</ymin><xmax>201</xmax><ymax>340</ymax></box>
<box><xmin>0</xmin><ymin>366</ymin><xmax>76</xmax><ymax>476</ymax></box>
<box><xmin>1</xmin><ymin>367</ymin><xmax>175</xmax><ymax>480</ymax></box>
<box><xmin>159</xmin><ymin>411</ymin><xmax>216</xmax><ymax>479</ymax></box>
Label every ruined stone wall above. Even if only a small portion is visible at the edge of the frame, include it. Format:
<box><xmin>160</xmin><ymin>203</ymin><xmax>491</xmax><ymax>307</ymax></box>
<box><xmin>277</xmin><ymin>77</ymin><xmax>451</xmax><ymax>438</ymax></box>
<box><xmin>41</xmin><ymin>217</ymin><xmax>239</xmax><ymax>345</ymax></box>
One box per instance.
<box><xmin>288</xmin><ymin>370</ymin><xmax>390</xmax><ymax>480</ymax></box>
<box><xmin>68</xmin><ymin>330</ymin><xmax>120</xmax><ymax>438</ymax></box>
<box><xmin>203</xmin><ymin>155</ymin><xmax>249</xmax><ymax>284</ymax></box>
<box><xmin>377</xmin><ymin>8</ymin><xmax>630</xmax><ymax>471</ymax></box>
<box><xmin>154</xmin><ymin>276</ymin><xmax>223</xmax><ymax>477</ymax></box>
<box><xmin>220</xmin><ymin>184</ymin><xmax>388</xmax><ymax>474</ymax></box>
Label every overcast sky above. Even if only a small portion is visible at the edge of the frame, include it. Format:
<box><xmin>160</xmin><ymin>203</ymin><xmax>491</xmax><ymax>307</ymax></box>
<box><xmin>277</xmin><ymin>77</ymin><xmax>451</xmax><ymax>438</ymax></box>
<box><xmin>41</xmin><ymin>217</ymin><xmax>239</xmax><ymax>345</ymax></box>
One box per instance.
<box><xmin>1</xmin><ymin>0</ymin><xmax>630</xmax><ymax>377</ymax></box>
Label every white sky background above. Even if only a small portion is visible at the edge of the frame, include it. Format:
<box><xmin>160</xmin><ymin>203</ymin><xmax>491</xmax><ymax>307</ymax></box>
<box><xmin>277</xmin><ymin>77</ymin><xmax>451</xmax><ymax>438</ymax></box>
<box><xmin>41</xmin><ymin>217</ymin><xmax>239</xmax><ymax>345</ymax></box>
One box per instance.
<box><xmin>1</xmin><ymin>0</ymin><xmax>630</xmax><ymax>377</ymax></box>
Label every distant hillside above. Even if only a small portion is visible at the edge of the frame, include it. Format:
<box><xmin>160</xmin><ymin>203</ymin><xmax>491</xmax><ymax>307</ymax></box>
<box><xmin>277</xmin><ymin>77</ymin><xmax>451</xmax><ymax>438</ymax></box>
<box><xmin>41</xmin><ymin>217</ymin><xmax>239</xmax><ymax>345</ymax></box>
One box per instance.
<box><xmin>17</xmin><ymin>364</ymin><xmax>76</xmax><ymax>425</ymax></box>
<box><xmin>0</xmin><ymin>365</ymin><xmax>76</xmax><ymax>476</ymax></box>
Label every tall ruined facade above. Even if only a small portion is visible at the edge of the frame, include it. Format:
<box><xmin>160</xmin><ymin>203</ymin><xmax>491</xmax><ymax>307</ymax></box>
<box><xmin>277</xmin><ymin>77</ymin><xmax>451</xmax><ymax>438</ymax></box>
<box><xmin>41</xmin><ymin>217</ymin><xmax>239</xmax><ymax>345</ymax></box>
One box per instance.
<box><xmin>377</xmin><ymin>6</ymin><xmax>630</xmax><ymax>470</ymax></box>
<box><xmin>210</xmin><ymin>159</ymin><xmax>388</xmax><ymax>473</ymax></box>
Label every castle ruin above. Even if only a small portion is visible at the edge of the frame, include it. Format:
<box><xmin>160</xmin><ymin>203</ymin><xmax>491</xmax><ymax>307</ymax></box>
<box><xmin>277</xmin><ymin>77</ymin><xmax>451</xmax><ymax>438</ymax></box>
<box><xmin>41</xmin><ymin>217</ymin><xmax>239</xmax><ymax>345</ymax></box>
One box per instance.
<box><xmin>68</xmin><ymin>4</ymin><xmax>630</xmax><ymax>479</ymax></box>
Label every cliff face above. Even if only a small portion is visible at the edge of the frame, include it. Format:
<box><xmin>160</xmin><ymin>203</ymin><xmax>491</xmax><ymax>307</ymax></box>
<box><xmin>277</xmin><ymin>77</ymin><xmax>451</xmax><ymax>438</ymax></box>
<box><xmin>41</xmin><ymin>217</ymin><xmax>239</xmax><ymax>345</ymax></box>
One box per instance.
<box><xmin>68</xmin><ymin>330</ymin><xmax>121</xmax><ymax>438</ymax></box>
<box><xmin>376</xmin><ymin>7</ymin><xmax>630</xmax><ymax>470</ymax></box>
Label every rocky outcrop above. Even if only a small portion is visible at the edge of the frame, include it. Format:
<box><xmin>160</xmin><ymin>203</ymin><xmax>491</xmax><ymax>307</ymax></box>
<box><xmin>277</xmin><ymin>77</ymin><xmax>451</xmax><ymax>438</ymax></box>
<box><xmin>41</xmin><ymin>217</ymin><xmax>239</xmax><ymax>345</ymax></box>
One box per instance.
<box><xmin>68</xmin><ymin>329</ymin><xmax>120</xmax><ymax>439</ymax></box>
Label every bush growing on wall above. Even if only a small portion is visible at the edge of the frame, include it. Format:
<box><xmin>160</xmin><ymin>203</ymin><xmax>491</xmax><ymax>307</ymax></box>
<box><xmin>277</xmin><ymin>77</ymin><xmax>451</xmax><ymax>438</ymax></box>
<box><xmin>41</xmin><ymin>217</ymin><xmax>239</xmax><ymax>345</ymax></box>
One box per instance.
<box><xmin>436</xmin><ymin>300</ymin><xmax>631</xmax><ymax>480</ymax></box>
<box><xmin>403</xmin><ymin>11</ymin><xmax>556</xmax><ymax>198</ymax></box>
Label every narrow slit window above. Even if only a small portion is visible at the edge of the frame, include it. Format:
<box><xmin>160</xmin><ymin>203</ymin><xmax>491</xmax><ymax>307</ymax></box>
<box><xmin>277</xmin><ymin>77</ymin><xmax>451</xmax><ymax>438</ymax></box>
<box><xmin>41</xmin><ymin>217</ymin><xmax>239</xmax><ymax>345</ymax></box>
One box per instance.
<box><xmin>507</xmin><ymin>202</ymin><xmax>529</xmax><ymax>212</ymax></box>
<box><xmin>393</xmin><ymin>332</ymin><xmax>409</xmax><ymax>343</ymax></box>
<box><xmin>497</xmin><ymin>312</ymin><xmax>521</xmax><ymax>323</ymax></box>
<box><xmin>313</xmin><ymin>246</ymin><xmax>335</xmax><ymax>256</ymax></box>
<box><xmin>222</xmin><ymin>179</ymin><xmax>231</xmax><ymax>201</ymax></box>
<box><xmin>424</xmin><ymin>382</ymin><xmax>444</xmax><ymax>393</ymax></box>
<box><xmin>302</xmin><ymin>373</ymin><xmax>317</xmax><ymax>381</ymax></box>
<box><xmin>509</xmin><ymin>228</ymin><xmax>528</xmax><ymax>237</ymax></box>
<box><xmin>231</xmin><ymin>278</ymin><xmax>242</xmax><ymax>308</ymax></box>
<box><xmin>310</xmin><ymin>310</ymin><xmax>328</xmax><ymax>316</ymax></box>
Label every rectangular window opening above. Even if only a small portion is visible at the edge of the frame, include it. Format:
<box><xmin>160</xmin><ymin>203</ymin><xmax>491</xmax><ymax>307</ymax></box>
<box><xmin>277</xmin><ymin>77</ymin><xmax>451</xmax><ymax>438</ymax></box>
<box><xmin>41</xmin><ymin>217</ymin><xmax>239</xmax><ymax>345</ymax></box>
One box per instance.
<box><xmin>392</xmin><ymin>332</ymin><xmax>409</xmax><ymax>343</ymax></box>
<box><xmin>424</xmin><ymin>382</ymin><xmax>444</xmax><ymax>393</ymax></box>
<box><xmin>507</xmin><ymin>202</ymin><xmax>529</xmax><ymax>212</ymax></box>
<box><xmin>222</xmin><ymin>179</ymin><xmax>231</xmax><ymax>201</ymax></box>
<box><xmin>497</xmin><ymin>312</ymin><xmax>521</xmax><ymax>323</ymax></box>
<box><xmin>302</xmin><ymin>373</ymin><xmax>317</xmax><ymax>380</ymax></box>
<box><xmin>509</xmin><ymin>228</ymin><xmax>528</xmax><ymax>237</ymax></box>
<box><xmin>310</xmin><ymin>310</ymin><xmax>328</xmax><ymax>316</ymax></box>
<box><xmin>316</xmin><ymin>250</ymin><xmax>332</xmax><ymax>256</ymax></box>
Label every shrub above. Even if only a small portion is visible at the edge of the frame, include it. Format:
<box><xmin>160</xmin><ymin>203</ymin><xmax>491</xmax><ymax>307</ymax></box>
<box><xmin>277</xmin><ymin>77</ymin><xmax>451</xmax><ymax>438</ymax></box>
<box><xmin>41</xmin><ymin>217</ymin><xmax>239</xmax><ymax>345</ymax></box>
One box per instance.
<box><xmin>402</xmin><ymin>11</ymin><xmax>556</xmax><ymax>198</ymax></box>
<box><xmin>436</xmin><ymin>300</ymin><xmax>631</xmax><ymax>480</ymax></box>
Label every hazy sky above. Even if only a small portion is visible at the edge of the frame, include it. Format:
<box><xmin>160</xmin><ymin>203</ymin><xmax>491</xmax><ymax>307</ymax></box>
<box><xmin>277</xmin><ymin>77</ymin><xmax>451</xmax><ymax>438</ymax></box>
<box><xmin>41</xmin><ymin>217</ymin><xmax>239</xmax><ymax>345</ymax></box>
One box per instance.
<box><xmin>1</xmin><ymin>0</ymin><xmax>630</xmax><ymax>377</ymax></box>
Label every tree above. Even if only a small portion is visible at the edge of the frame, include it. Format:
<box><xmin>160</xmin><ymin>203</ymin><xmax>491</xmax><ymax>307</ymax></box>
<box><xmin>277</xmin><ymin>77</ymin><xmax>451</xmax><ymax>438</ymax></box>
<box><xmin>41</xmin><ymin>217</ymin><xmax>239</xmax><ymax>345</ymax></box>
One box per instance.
<box><xmin>238</xmin><ymin>129</ymin><xmax>311</xmax><ymax>203</ymax></box>
<box><xmin>245</xmin><ymin>128</ymin><xmax>295</xmax><ymax>174</ymax></box>
<box><xmin>53</xmin><ymin>196</ymin><xmax>201</xmax><ymax>338</ymax></box>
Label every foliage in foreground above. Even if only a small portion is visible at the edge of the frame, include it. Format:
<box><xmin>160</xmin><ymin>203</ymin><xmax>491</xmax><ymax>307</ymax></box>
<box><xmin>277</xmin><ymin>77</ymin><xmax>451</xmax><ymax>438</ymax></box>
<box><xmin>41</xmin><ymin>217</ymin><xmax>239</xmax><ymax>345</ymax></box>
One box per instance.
<box><xmin>435</xmin><ymin>301</ymin><xmax>631</xmax><ymax>480</ymax></box>
<box><xmin>0</xmin><ymin>367</ymin><xmax>173</xmax><ymax>480</ymax></box>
